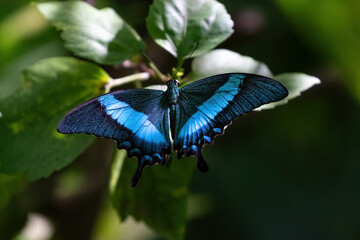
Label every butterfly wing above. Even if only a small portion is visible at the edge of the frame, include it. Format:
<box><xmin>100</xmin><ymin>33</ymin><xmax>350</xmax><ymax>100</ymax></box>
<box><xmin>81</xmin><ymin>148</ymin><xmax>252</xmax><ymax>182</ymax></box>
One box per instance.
<box><xmin>174</xmin><ymin>73</ymin><xmax>288</xmax><ymax>171</ymax></box>
<box><xmin>57</xmin><ymin>89</ymin><xmax>171</xmax><ymax>186</ymax></box>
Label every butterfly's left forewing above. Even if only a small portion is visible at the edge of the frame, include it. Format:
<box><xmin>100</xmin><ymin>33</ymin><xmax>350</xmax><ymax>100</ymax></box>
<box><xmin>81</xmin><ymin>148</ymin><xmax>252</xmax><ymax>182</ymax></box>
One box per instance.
<box><xmin>174</xmin><ymin>73</ymin><xmax>288</xmax><ymax>171</ymax></box>
<box><xmin>57</xmin><ymin>89</ymin><xmax>171</xmax><ymax>186</ymax></box>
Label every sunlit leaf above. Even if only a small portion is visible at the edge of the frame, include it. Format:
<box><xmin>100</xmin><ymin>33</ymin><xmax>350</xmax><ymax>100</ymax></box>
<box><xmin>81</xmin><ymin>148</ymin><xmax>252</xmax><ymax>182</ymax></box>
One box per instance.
<box><xmin>146</xmin><ymin>0</ymin><xmax>233</xmax><ymax>61</ymax></box>
<box><xmin>111</xmin><ymin>150</ymin><xmax>196</xmax><ymax>240</ymax></box>
<box><xmin>145</xmin><ymin>84</ymin><xmax>167</xmax><ymax>91</ymax></box>
<box><xmin>36</xmin><ymin>1</ymin><xmax>146</xmax><ymax>65</ymax></box>
<box><xmin>0</xmin><ymin>57</ymin><xmax>109</xmax><ymax>132</ymax></box>
<box><xmin>187</xmin><ymin>49</ymin><xmax>272</xmax><ymax>81</ymax></box>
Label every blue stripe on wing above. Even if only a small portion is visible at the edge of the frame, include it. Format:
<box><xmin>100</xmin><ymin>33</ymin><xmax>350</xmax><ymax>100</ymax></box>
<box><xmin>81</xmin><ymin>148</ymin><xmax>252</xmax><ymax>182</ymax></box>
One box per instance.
<box><xmin>177</xmin><ymin>75</ymin><xmax>244</xmax><ymax>142</ymax></box>
<box><xmin>174</xmin><ymin>73</ymin><xmax>288</xmax><ymax>171</ymax></box>
<box><xmin>58</xmin><ymin>89</ymin><xmax>171</xmax><ymax>187</ymax></box>
<box><xmin>98</xmin><ymin>94</ymin><xmax>167</xmax><ymax>146</ymax></box>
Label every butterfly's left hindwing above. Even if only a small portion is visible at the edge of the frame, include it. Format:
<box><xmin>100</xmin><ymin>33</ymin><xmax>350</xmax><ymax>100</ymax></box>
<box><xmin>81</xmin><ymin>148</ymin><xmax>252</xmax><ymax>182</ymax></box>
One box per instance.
<box><xmin>174</xmin><ymin>73</ymin><xmax>288</xmax><ymax>170</ymax></box>
<box><xmin>57</xmin><ymin>89</ymin><xmax>171</xmax><ymax>186</ymax></box>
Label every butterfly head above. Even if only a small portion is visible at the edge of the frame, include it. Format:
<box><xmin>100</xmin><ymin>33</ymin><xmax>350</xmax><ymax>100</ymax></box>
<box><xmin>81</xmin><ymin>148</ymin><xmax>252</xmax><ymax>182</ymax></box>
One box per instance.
<box><xmin>166</xmin><ymin>79</ymin><xmax>179</xmax><ymax>86</ymax></box>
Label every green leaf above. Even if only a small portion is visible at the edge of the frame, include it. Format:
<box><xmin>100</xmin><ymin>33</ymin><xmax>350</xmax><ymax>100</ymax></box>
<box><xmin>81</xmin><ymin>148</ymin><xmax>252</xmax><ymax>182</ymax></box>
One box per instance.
<box><xmin>146</xmin><ymin>0</ymin><xmax>233</xmax><ymax>61</ymax></box>
<box><xmin>0</xmin><ymin>57</ymin><xmax>109</xmax><ymax>132</ymax></box>
<box><xmin>0</xmin><ymin>57</ymin><xmax>108</xmax><ymax>179</ymax></box>
<box><xmin>111</xmin><ymin>150</ymin><xmax>196</xmax><ymax>240</ymax></box>
<box><xmin>187</xmin><ymin>49</ymin><xmax>272</xmax><ymax>81</ymax></box>
<box><xmin>0</xmin><ymin>114</ymin><xmax>95</xmax><ymax>180</ymax></box>
<box><xmin>36</xmin><ymin>1</ymin><xmax>146</xmax><ymax>65</ymax></box>
<box><xmin>256</xmin><ymin>73</ymin><xmax>321</xmax><ymax>110</ymax></box>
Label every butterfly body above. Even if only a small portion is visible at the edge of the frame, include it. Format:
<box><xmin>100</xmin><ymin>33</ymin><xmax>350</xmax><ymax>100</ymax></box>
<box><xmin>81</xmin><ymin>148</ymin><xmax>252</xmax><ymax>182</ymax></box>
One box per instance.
<box><xmin>58</xmin><ymin>73</ymin><xmax>288</xmax><ymax>186</ymax></box>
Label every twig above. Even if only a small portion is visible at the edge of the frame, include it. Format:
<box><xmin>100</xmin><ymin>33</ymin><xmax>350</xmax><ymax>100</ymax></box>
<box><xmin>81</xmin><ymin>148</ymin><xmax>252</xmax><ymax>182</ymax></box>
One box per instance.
<box><xmin>105</xmin><ymin>72</ymin><xmax>151</xmax><ymax>93</ymax></box>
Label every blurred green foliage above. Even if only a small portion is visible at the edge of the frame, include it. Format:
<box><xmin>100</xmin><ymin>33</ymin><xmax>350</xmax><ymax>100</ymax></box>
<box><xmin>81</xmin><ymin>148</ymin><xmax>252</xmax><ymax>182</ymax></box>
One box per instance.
<box><xmin>111</xmin><ymin>151</ymin><xmax>196</xmax><ymax>240</ymax></box>
<box><xmin>0</xmin><ymin>0</ymin><xmax>358</xmax><ymax>240</ymax></box>
<box><xmin>274</xmin><ymin>0</ymin><xmax>360</xmax><ymax>101</ymax></box>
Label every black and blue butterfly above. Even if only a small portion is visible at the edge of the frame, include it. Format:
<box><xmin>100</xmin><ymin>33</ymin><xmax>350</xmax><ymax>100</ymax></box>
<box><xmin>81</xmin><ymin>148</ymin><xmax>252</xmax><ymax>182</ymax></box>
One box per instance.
<box><xmin>57</xmin><ymin>73</ymin><xmax>288</xmax><ymax>186</ymax></box>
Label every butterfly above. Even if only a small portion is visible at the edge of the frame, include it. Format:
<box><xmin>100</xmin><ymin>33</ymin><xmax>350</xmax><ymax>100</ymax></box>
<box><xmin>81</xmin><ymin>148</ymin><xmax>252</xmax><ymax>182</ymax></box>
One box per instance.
<box><xmin>57</xmin><ymin>73</ymin><xmax>288</xmax><ymax>186</ymax></box>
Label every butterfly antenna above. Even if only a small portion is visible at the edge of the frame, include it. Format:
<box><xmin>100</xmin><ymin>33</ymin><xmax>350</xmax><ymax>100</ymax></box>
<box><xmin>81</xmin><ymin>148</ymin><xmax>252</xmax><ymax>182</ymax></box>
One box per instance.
<box><xmin>140</xmin><ymin>49</ymin><xmax>155</xmax><ymax>66</ymax></box>
<box><xmin>140</xmin><ymin>49</ymin><xmax>166</xmax><ymax>80</ymax></box>
<box><xmin>172</xmin><ymin>42</ymin><xmax>200</xmax><ymax>79</ymax></box>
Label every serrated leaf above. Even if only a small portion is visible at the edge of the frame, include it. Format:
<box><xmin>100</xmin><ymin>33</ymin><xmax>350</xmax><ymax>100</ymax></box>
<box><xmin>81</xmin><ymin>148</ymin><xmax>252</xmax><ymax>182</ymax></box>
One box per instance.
<box><xmin>111</xmin><ymin>150</ymin><xmax>196</xmax><ymax>240</ymax></box>
<box><xmin>146</xmin><ymin>0</ymin><xmax>233</xmax><ymax>61</ymax></box>
<box><xmin>0</xmin><ymin>57</ymin><xmax>109</xmax><ymax>132</ymax></box>
<box><xmin>0</xmin><ymin>113</ymin><xmax>95</xmax><ymax>180</ymax></box>
<box><xmin>256</xmin><ymin>73</ymin><xmax>321</xmax><ymax>110</ymax></box>
<box><xmin>36</xmin><ymin>1</ymin><xmax>146</xmax><ymax>65</ymax></box>
<box><xmin>0</xmin><ymin>57</ymin><xmax>108</xmax><ymax>179</ymax></box>
<box><xmin>187</xmin><ymin>49</ymin><xmax>272</xmax><ymax>81</ymax></box>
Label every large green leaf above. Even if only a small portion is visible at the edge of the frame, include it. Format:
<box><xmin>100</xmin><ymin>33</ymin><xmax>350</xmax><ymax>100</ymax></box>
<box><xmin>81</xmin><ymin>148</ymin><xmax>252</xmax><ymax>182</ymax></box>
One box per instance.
<box><xmin>146</xmin><ymin>0</ymin><xmax>233</xmax><ymax>62</ymax></box>
<box><xmin>0</xmin><ymin>57</ymin><xmax>109</xmax><ymax>132</ymax></box>
<box><xmin>187</xmin><ymin>49</ymin><xmax>320</xmax><ymax>110</ymax></box>
<box><xmin>0</xmin><ymin>57</ymin><xmax>108</xmax><ymax>179</ymax></box>
<box><xmin>111</xmin><ymin>150</ymin><xmax>196</xmax><ymax>240</ymax></box>
<box><xmin>0</xmin><ymin>116</ymin><xmax>95</xmax><ymax>180</ymax></box>
<box><xmin>36</xmin><ymin>1</ymin><xmax>146</xmax><ymax>65</ymax></box>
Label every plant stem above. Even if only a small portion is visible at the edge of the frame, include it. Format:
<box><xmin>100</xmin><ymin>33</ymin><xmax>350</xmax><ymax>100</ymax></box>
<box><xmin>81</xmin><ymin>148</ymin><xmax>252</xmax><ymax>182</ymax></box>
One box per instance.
<box><xmin>105</xmin><ymin>72</ymin><xmax>150</xmax><ymax>93</ymax></box>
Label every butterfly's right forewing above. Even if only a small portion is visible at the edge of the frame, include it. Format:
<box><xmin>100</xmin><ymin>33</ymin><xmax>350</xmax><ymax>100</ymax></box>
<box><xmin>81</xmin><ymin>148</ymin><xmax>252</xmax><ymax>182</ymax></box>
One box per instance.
<box><xmin>173</xmin><ymin>73</ymin><xmax>288</xmax><ymax>170</ymax></box>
